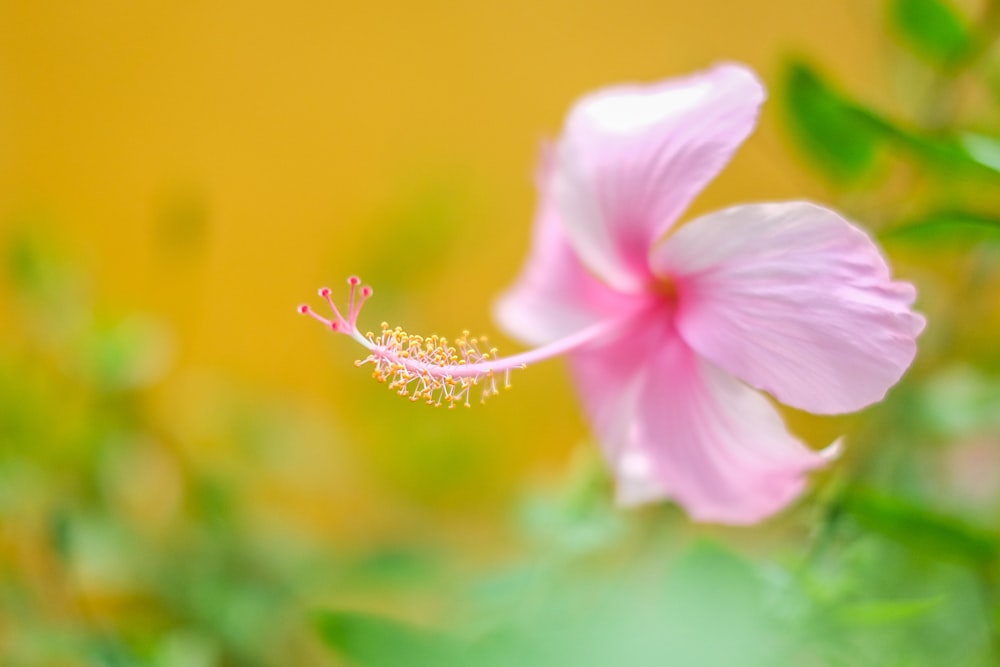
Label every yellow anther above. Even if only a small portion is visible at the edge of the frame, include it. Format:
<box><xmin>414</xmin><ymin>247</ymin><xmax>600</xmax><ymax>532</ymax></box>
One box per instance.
<box><xmin>357</xmin><ymin>321</ymin><xmax>513</xmax><ymax>407</ymax></box>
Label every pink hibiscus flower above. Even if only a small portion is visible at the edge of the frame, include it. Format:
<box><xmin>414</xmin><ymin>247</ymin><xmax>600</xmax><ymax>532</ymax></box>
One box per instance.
<box><xmin>300</xmin><ymin>63</ymin><xmax>924</xmax><ymax>524</ymax></box>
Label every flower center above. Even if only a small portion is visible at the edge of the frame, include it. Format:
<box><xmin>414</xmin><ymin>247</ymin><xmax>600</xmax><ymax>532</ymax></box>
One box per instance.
<box><xmin>654</xmin><ymin>274</ymin><xmax>678</xmax><ymax>302</ymax></box>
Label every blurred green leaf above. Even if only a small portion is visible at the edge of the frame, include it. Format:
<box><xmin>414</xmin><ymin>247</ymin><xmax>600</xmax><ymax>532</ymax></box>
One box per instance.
<box><xmin>916</xmin><ymin>366</ymin><xmax>1000</xmax><ymax>436</ymax></box>
<box><xmin>663</xmin><ymin>540</ymin><xmax>765</xmax><ymax>613</ymax></box>
<box><xmin>891</xmin><ymin>0</ymin><xmax>973</xmax><ymax>67</ymax></box>
<box><xmin>836</xmin><ymin>596</ymin><xmax>944</xmax><ymax>625</ymax></box>
<box><xmin>47</xmin><ymin>509</ymin><xmax>73</xmax><ymax>562</ymax></box>
<box><xmin>958</xmin><ymin>131</ymin><xmax>1000</xmax><ymax>172</ymax></box>
<box><xmin>842</xmin><ymin>488</ymin><xmax>999</xmax><ymax>568</ymax></box>
<box><xmin>85</xmin><ymin>638</ymin><xmax>140</xmax><ymax>667</ymax></box>
<box><xmin>315</xmin><ymin>610</ymin><xmax>464</xmax><ymax>667</ymax></box>
<box><xmin>782</xmin><ymin>61</ymin><xmax>1000</xmax><ymax>182</ymax></box>
<box><xmin>4</xmin><ymin>227</ymin><xmax>87</xmax><ymax>328</ymax></box>
<box><xmin>658</xmin><ymin>541</ymin><xmax>790</xmax><ymax>667</ymax></box>
<box><xmin>859</xmin><ymin>111</ymin><xmax>1000</xmax><ymax>175</ymax></box>
<box><xmin>6</xmin><ymin>230</ymin><xmax>48</xmax><ymax>294</ymax></box>
<box><xmin>465</xmin><ymin>540</ymin><xmax>793</xmax><ymax>667</ymax></box>
<box><xmin>81</xmin><ymin>316</ymin><xmax>173</xmax><ymax>391</ymax></box>
<box><xmin>346</xmin><ymin>546</ymin><xmax>442</xmax><ymax>588</ymax></box>
<box><xmin>880</xmin><ymin>209</ymin><xmax>1000</xmax><ymax>243</ymax></box>
<box><xmin>517</xmin><ymin>447</ymin><xmax>628</xmax><ymax>556</ymax></box>
<box><xmin>852</xmin><ymin>107</ymin><xmax>968</xmax><ymax>167</ymax></box>
<box><xmin>781</xmin><ymin>60</ymin><xmax>881</xmax><ymax>183</ymax></box>
<box><xmin>153</xmin><ymin>631</ymin><xmax>219</xmax><ymax>667</ymax></box>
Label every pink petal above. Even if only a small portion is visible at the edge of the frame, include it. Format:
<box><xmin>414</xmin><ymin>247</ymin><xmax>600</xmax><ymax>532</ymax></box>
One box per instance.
<box><xmin>568</xmin><ymin>311</ymin><xmax>670</xmax><ymax>506</ymax></box>
<box><xmin>551</xmin><ymin>63</ymin><xmax>765</xmax><ymax>292</ymax></box>
<box><xmin>494</xmin><ymin>171</ymin><xmax>643</xmax><ymax>346</ymax></box>
<box><xmin>571</xmin><ymin>317</ymin><xmax>831</xmax><ymax>523</ymax></box>
<box><xmin>651</xmin><ymin>202</ymin><xmax>926</xmax><ymax>415</ymax></box>
<box><xmin>629</xmin><ymin>328</ymin><xmax>832</xmax><ymax>524</ymax></box>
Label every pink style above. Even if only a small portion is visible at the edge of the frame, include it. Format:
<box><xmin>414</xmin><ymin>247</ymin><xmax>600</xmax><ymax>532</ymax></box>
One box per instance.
<box><xmin>301</xmin><ymin>63</ymin><xmax>925</xmax><ymax>525</ymax></box>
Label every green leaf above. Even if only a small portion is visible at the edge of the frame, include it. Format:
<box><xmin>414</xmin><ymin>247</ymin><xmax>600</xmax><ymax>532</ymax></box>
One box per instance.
<box><xmin>880</xmin><ymin>210</ymin><xmax>1000</xmax><ymax>242</ymax></box>
<box><xmin>891</xmin><ymin>0</ymin><xmax>973</xmax><ymax>67</ymax></box>
<box><xmin>957</xmin><ymin>131</ymin><xmax>1000</xmax><ymax>172</ymax></box>
<box><xmin>658</xmin><ymin>541</ymin><xmax>788</xmax><ymax>667</ymax></box>
<box><xmin>314</xmin><ymin>610</ymin><xmax>464</xmax><ymax>667</ymax></box>
<box><xmin>842</xmin><ymin>488</ymin><xmax>999</xmax><ymax>568</ymax></box>
<box><xmin>836</xmin><ymin>596</ymin><xmax>944</xmax><ymax>626</ymax></box>
<box><xmin>781</xmin><ymin>61</ymin><xmax>1000</xmax><ymax>182</ymax></box>
<box><xmin>851</xmin><ymin>107</ymin><xmax>964</xmax><ymax>166</ymax></box>
<box><xmin>781</xmin><ymin>60</ymin><xmax>881</xmax><ymax>183</ymax></box>
<box><xmin>467</xmin><ymin>541</ymin><xmax>789</xmax><ymax>667</ymax></box>
<box><xmin>80</xmin><ymin>316</ymin><xmax>173</xmax><ymax>392</ymax></box>
<box><xmin>916</xmin><ymin>366</ymin><xmax>1000</xmax><ymax>437</ymax></box>
<box><xmin>857</xmin><ymin>112</ymin><xmax>1000</xmax><ymax>175</ymax></box>
<box><xmin>346</xmin><ymin>546</ymin><xmax>441</xmax><ymax>587</ymax></box>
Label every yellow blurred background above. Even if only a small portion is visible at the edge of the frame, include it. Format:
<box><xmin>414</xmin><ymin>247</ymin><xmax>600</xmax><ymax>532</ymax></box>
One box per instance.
<box><xmin>0</xmin><ymin>0</ymin><xmax>891</xmax><ymax>543</ymax></box>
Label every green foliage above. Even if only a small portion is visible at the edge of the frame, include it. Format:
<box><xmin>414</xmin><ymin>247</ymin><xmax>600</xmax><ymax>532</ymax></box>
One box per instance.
<box><xmin>958</xmin><ymin>132</ymin><xmax>1000</xmax><ymax>172</ymax></box>
<box><xmin>891</xmin><ymin>0</ymin><xmax>973</xmax><ymax>67</ymax></box>
<box><xmin>80</xmin><ymin>317</ymin><xmax>173</xmax><ymax>392</ymax></box>
<box><xmin>779</xmin><ymin>60</ymin><xmax>928</xmax><ymax>181</ymax></box>
<box><xmin>917</xmin><ymin>366</ymin><xmax>1000</xmax><ymax>436</ymax></box>
<box><xmin>655</xmin><ymin>542</ymin><xmax>785</xmax><ymax>666</ymax></box>
<box><xmin>781</xmin><ymin>60</ymin><xmax>881</xmax><ymax>183</ymax></box>
<box><xmin>312</xmin><ymin>488</ymin><xmax>1000</xmax><ymax>667</ymax></box>
<box><xmin>853</xmin><ymin>107</ymin><xmax>1000</xmax><ymax>174</ymax></box>
<box><xmin>834</xmin><ymin>596</ymin><xmax>944</xmax><ymax>626</ymax></box>
<box><xmin>881</xmin><ymin>210</ymin><xmax>1000</xmax><ymax>243</ymax></box>
<box><xmin>0</xmin><ymin>238</ymin><xmax>329</xmax><ymax>666</ymax></box>
<box><xmin>315</xmin><ymin>610</ymin><xmax>464</xmax><ymax>667</ymax></box>
<box><xmin>842</xmin><ymin>488</ymin><xmax>999</xmax><ymax>568</ymax></box>
<box><xmin>781</xmin><ymin>59</ymin><xmax>1000</xmax><ymax>186</ymax></box>
<box><xmin>507</xmin><ymin>541</ymin><xmax>781</xmax><ymax>667</ymax></box>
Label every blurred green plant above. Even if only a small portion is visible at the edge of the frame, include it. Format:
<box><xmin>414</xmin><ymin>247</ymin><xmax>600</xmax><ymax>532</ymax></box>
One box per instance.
<box><xmin>0</xmin><ymin>232</ymin><xmax>338</xmax><ymax>666</ymax></box>
<box><xmin>891</xmin><ymin>0</ymin><xmax>974</xmax><ymax>68</ymax></box>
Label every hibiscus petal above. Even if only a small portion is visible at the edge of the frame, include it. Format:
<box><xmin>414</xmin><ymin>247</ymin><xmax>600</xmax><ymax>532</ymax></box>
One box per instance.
<box><xmin>551</xmin><ymin>63</ymin><xmax>765</xmax><ymax>292</ymax></box>
<box><xmin>631</xmin><ymin>331</ymin><xmax>832</xmax><ymax>524</ymax></box>
<box><xmin>494</xmin><ymin>173</ymin><xmax>641</xmax><ymax>346</ymax></box>
<box><xmin>651</xmin><ymin>202</ymin><xmax>926</xmax><ymax>414</ymax></box>
<box><xmin>569</xmin><ymin>312</ymin><xmax>669</xmax><ymax>506</ymax></box>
